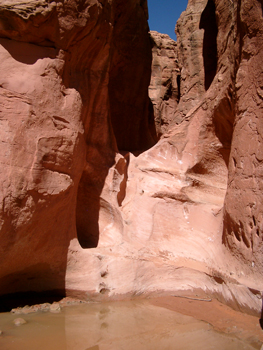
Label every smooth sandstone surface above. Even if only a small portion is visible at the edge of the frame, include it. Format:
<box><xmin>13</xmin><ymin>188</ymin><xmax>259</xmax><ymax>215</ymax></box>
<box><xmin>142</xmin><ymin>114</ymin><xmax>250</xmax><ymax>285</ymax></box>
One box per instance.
<box><xmin>0</xmin><ymin>0</ymin><xmax>263</xmax><ymax>317</ymax></box>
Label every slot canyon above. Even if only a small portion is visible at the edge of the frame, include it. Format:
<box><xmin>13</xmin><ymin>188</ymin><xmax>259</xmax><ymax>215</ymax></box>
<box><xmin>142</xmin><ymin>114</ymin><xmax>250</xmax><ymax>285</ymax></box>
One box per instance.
<box><xmin>0</xmin><ymin>0</ymin><xmax>263</xmax><ymax>320</ymax></box>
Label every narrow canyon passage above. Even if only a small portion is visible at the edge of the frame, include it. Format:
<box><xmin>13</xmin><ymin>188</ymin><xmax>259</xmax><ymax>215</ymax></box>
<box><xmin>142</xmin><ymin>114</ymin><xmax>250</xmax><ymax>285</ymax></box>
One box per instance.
<box><xmin>0</xmin><ymin>0</ymin><xmax>262</xmax><ymax>329</ymax></box>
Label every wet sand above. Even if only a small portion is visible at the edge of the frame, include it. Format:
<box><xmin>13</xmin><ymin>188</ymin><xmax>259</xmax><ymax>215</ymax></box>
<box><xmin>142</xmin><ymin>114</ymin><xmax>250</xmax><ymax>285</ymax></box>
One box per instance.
<box><xmin>150</xmin><ymin>296</ymin><xmax>263</xmax><ymax>349</ymax></box>
<box><xmin>0</xmin><ymin>297</ymin><xmax>262</xmax><ymax>350</ymax></box>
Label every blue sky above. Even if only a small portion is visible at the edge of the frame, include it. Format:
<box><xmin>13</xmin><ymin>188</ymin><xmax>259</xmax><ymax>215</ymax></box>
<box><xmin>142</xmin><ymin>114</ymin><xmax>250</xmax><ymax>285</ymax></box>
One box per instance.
<box><xmin>147</xmin><ymin>0</ymin><xmax>188</xmax><ymax>40</ymax></box>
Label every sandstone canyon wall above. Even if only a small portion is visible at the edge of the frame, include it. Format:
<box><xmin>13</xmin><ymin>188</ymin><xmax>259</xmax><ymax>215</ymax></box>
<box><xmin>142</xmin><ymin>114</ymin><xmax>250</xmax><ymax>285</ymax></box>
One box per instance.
<box><xmin>149</xmin><ymin>31</ymin><xmax>180</xmax><ymax>137</ymax></box>
<box><xmin>0</xmin><ymin>0</ymin><xmax>154</xmax><ymax>296</ymax></box>
<box><xmin>0</xmin><ymin>0</ymin><xmax>263</xmax><ymax>316</ymax></box>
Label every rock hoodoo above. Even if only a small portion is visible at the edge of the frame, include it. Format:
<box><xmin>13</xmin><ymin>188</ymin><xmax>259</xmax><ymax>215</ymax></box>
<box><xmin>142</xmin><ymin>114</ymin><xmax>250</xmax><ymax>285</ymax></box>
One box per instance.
<box><xmin>0</xmin><ymin>0</ymin><xmax>262</xmax><ymax>316</ymax></box>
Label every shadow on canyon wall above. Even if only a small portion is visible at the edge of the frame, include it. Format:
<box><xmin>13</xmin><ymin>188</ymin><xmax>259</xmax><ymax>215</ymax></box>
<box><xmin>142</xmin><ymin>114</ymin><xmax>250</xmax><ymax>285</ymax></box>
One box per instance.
<box><xmin>200</xmin><ymin>0</ymin><xmax>234</xmax><ymax>168</ymax></box>
<box><xmin>0</xmin><ymin>0</ymin><xmax>156</xmax><ymax>301</ymax></box>
<box><xmin>199</xmin><ymin>0</ymin><xmax>218</xmax><ymax>91</ymax></box>
<box><xmin>259</xmin><ymin>296</ymin><xmax>263</xmax><ymax>330</ymax></box>
<box><xmin>0</xmin><ymin>38</ymin><xmax>58</xmax><ymax>64</ymax></box>
<box><xmin>74</xmin><ymin>1</ymin><xmax>157</xmax><ymax>248</ymax></box>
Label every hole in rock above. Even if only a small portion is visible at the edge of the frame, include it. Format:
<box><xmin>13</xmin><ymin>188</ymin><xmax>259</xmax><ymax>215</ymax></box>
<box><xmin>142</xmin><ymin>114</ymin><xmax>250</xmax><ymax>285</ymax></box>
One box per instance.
<box><xmin>213</xmin><ymin>96</ymin><xmax>235</xmax><ymax>167</ymax></box>
<box><xmin>242</xmin><ymin>231</ymin><xmax>251</xmax><ymax>248</ymax></box>
<box><xmin>99</xmin><ymin>288</ymin><xmax>110</xmax><ymax>295</ymax></box>
<box><xmin>0</xmin><ymin>291</ymin><xmax>64</xmax><ymax>312</ymax></box>
<box><xmin>234</xmin><ymin>230</ymin><xmax>241</xmax><ymax>242</ymax></box>
<box><xmin>213</xmin><ymin>275</ymin><xmax>224</xmax><ymax>284</ymax></box>
<box><xmin>117</xmin><ymin>153</ymin><xmax>130</xmax><ymax>207</ymax></box>
<box><xmin>76</xmin><ymin>171</ymin><xmax>105</xmax><ymax>249</ymax></box>
<box><xmin>260</xmin><ymin>0</ymin><xmax>263</xmax><ymax>17</ymax></box>
<box><xmin>176</xmin><ymin>75</ymin><xmax>181</xmax><ymax>102</ymax></box>
<box><xmin>199</xmin><ymin>0</ymin><xmax>218</xmax><ymax>90</ymax></box>
<box><xmin>188</xmin><ymin>161</ymin><xmax>209</xmax><ymax>175</ymax></box>
<box><xmin>163</xmin><ymin>82</ymin><xmax>173</xmax><ymax>101</ymax></box>
<box><xmin>0</xmin><ymin>38</ymin><xmax>58</xmax><ymax>65</ymax></box>
<box><xmin>76</xmin><ymin>148</ymin><xmax>119</xmax><ymax>249</ymax></box>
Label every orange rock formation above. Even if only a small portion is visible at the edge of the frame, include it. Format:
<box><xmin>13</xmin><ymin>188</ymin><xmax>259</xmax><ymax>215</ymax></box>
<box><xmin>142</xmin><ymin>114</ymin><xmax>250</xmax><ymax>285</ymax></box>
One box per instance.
<box><xmin>0</xmin><ymin>0</ymin><xmax>262</xmax><ymax>316</ymax></box>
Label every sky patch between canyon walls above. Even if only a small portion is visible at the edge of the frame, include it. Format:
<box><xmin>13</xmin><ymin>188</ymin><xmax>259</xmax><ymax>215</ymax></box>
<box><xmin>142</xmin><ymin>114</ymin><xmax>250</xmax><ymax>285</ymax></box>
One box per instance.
<box><xmin>148</xmin><ymin>0</ymin><xmax>188</xmax><ymax>40</ymax></box>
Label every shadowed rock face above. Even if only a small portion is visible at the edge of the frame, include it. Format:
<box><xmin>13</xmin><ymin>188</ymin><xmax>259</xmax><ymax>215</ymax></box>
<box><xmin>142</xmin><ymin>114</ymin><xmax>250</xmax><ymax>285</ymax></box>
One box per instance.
<box><xmin>0</xmin><ymin>0</ymin><xmax>154</xmax><ymax>295</ymax></box>
<box><xmin>199</xmin><ymin>0</ymin><xmax>218</xmax><ymax>91</ymax></box>
<box><xmin>0</xmin><ymin>0</ymin><xmax>263</xmax><ymax>316</ymax></box>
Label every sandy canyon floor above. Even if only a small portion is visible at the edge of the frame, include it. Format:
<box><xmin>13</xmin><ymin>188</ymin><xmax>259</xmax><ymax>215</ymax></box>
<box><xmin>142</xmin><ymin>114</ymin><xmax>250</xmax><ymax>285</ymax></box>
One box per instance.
<box><xmin>0</xmin><ymin>296</ymin><xmax>263</xmax><ymax>350</ymax></box>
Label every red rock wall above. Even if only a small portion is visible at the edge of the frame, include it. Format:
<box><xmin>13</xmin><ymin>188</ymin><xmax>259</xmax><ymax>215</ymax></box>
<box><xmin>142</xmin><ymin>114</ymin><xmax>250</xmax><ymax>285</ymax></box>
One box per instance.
<box><xmin>0</xmin><ymin>0</ymin><xmax>154</xmax><ymax>295</ymax></box>
<box><xmin>171</xmin><ymin>0</ymin><xmax>263</xmax><ymax>276</ymax></box>
<box><xmin>173</xmin><ymin>0</ymin><xmax>263</xmax><ymax>289</ymax></box>
<box><xmin>0</xmin><ymin>0</ymin><xmax>263</xmax><ymax>315</ymax></box>
<box><xmin>109</xmin><ymin>0</ymin><xmax>156</xmax><ymax>151</ymax></box>
<box><xmin>149</xmin><ymin>31</ymin><xmax>180</xmax><ymax>137</ymax></box>
<box><xmin>223</xmin><ymin>0</ymin><xmax>263</xmax><ymax>271</ymax></box>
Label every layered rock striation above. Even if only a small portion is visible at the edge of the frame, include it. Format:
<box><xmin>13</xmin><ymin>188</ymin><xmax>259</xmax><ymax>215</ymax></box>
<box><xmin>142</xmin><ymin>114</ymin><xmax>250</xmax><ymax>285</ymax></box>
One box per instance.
<box><xmin>0</xmin><ymin>0</ymin><xmax>263</xmax><ymax>316</ymax></box>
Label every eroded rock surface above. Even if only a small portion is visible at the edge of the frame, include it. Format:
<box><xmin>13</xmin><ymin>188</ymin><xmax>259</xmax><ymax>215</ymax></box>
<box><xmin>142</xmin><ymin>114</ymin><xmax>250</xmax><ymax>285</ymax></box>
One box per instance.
<box><xmin>223</xmin><ymin>0</ymin><xmax>263</xmax><ymax>271</ymax></box>
<box><xmin>0</xmin><ymin>0</ymin><xmax>263</xmax><ymax>317</ymax></box>
<box><xmin>0</xmin><ymin>0</ymin><xmax>154</xmax><ymax>295</ymax></box>
<box><xmin>65</xmin><ymin>0</ymin><xmax>263</xmax><ymax>316</ymax></box>
<box><xmin>149</xmin><ymin>31</ymin><xmax>180</xmax><ymax>137</ymax></box>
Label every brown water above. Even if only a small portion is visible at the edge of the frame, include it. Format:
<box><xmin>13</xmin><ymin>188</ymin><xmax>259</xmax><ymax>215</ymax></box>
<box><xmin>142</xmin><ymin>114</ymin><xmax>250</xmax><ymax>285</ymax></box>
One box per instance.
<box><xmin>0</xmin><ymin>298</ymin><xmax>262</xmax><ymax>350</ymax></box>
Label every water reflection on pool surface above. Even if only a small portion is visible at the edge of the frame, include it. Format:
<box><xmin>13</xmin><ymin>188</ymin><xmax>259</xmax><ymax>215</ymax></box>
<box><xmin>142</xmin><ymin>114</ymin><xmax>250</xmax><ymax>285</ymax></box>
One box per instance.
<box><xmin>0</xmin><ymin>299</ymin><xmax>260</xmax><ymax>350</ymax></box>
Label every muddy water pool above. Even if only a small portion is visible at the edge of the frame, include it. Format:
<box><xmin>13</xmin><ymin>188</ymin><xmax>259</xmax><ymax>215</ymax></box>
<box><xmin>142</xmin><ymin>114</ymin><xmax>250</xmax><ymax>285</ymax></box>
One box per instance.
<box><xmin>0</xmin><ymin>298</ymin><xmax>262</xmax><ymax>350</ymax></box>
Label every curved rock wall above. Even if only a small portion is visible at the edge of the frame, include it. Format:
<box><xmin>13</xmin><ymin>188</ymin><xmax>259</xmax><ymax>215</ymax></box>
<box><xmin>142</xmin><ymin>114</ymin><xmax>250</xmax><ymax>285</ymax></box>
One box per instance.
<box><xmin>0</xmin><ymin>0</ymin><xmax>154</xmax><ymax>295</ymax></box>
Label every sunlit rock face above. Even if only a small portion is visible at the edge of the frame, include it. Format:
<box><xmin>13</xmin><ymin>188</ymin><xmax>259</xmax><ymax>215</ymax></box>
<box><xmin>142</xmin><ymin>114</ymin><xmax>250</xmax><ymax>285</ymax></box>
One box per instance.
<box><xmin>0</xmin><ymin>0</ymin><xmax>263</xmax><ymax>317</ymax></box>
<box><xmin>149</xmin><ymin>31</ymin><xmax>180</xmax><ymax>137</ymax></box>
<box><xmin>222</xmin><ymin>0</ymin><xmax>263</xmax><ymax>272</ymax></box>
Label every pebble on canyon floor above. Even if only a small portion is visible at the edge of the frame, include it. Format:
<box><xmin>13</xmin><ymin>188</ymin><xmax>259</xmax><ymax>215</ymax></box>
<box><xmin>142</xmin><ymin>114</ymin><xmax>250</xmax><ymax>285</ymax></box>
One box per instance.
<box><xmin>11</xmin><ymin>303</ymin><xmax>51</xmax><ymax>314</ymax></box>
<box><xmin>10</xmin><ymin>297</ymin><xmax>86</xmax><ymax>315</ymax></box>
<box><xmin>49</xmin><ymin>302</ymin><xmax>61</xmax><ymax>313</ymax></box>
<box><xmin>13</xmin><ymin>318</ymin><xmax>27</xmax><ymax>326</ymax></box>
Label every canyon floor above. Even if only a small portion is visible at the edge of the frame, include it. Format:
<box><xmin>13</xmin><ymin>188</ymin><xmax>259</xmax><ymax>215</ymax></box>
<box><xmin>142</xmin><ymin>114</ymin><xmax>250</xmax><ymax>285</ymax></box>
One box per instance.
<box><xmin>0</xmin><ymin>295</ymin><xmax>263</xmax><ymax>350</ymax></box>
